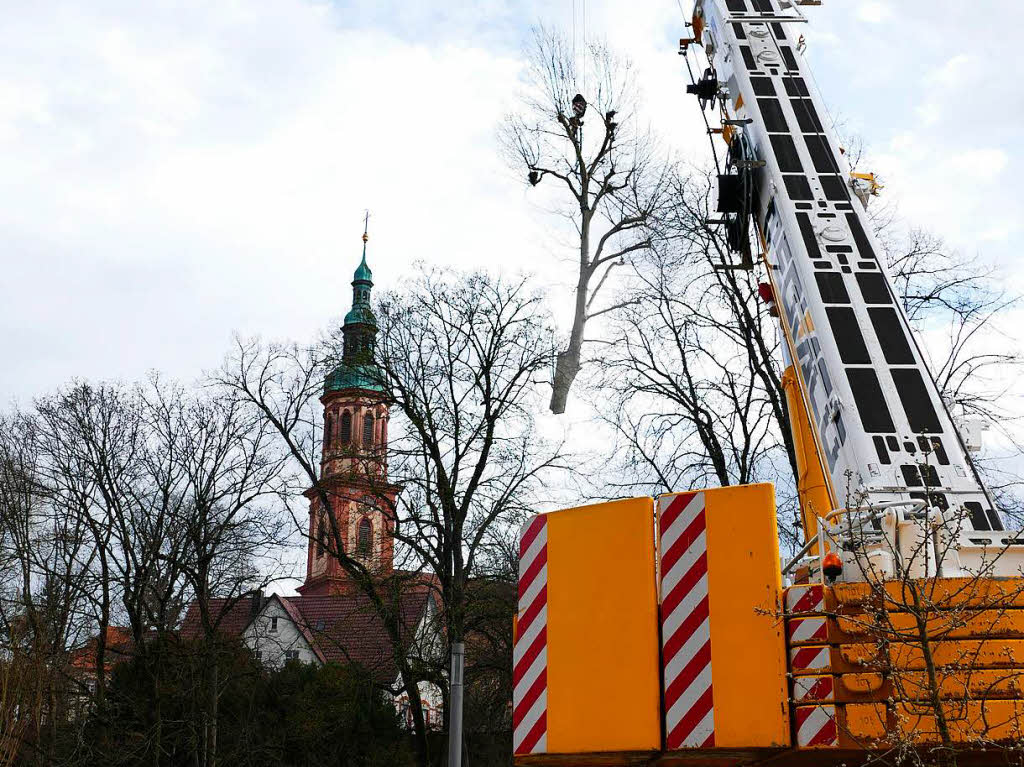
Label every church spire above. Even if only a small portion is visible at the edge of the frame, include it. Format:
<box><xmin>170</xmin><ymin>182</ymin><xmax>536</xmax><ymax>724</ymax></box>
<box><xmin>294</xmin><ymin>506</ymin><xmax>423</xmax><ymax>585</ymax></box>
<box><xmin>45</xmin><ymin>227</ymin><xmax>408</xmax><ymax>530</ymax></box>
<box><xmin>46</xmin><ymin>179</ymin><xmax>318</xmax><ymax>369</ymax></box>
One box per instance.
<box><xmin>323</xmin><ymin>214</ymin><xmax>382</xmax><ymax>394</ymax></box>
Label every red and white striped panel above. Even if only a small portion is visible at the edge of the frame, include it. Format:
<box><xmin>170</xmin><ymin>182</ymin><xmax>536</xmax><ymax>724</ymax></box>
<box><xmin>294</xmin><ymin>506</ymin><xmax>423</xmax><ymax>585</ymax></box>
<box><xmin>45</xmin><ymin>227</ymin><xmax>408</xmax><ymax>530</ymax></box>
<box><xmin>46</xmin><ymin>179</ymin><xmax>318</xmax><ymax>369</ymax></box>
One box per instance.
<box><xmin>792</xmin><ymin>675</ymin><xmax>835</xmax><ymax>703</ymax></box>
<box><xmin>659</xmin><ymin>492</ymin><xmax>715</xmax><ymax>750</ymax></box>
<box><xmin>789</xmin><ymin>645</ymin><xmax>831</xmax><ymax>674</ymax></box>
<box><xmin>513</xmin><ymin>515</ymin><xmax>548</xmax><ymax>755</ymax></box>
<box><xmin>787</xmin><ymin>616</ymin><xmax>828</xmax><ymax>645</ymax></box>
<box><xmin>795</xmin><ymin>705</ymin><xmax>839</xmax><ymax>748</ymax></box>
<box><xmin>785</xmin><ymin>584</ymin><xmax>824</xmax><ymax>615</ymax></box>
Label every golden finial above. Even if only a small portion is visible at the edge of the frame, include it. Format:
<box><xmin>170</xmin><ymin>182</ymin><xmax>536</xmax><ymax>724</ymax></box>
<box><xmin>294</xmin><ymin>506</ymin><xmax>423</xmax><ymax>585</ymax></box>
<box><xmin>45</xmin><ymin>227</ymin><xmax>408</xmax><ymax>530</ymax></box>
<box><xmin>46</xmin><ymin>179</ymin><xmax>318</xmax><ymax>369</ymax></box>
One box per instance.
<box><xmin>362</xmin><ymin>210</ymin><xmax>370</xmax><ymax>244</ymax></box>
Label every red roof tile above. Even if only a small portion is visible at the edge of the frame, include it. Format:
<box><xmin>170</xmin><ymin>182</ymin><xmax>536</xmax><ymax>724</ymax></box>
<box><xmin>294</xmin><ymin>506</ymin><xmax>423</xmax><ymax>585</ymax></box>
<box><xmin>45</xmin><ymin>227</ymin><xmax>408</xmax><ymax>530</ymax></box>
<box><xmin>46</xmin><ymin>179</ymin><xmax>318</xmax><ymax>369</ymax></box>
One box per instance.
<box><xmin>179</xmin><ymin>595</ymin><xmax>261</xmax><ymax>641</ymax></box>
<box><xmin>178</xmin><ymin>586</ymin><xmax>435</xmax><ymax>684</ymax></box>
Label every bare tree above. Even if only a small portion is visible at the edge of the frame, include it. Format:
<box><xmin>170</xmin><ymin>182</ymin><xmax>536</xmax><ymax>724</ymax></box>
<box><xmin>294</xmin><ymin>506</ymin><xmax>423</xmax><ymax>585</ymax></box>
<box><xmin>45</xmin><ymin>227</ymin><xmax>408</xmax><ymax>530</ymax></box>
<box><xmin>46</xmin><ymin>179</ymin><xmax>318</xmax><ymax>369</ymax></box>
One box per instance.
<box><xmin>590</xmin><ymin>167</ymin><xmax>802</xmax><ymax>549</ymax></box>
<box><xmin>370</xmin><ymin>268</ymin><xmax>566</xmax><ymax>730</ymax></box>
<box><xmin>0</xmin><ymin>410</ymin><xmax>96</xmax><ymax>766</ymax></box>
<box><xmin>215</xmin><ymin>337</ymin><xmax>440</xmax><ymax>766</ymax></box>
<box><xmin>501</xmin><ymin>26</ymin><xmax>674</xmax><ymax>414</ymax></box>
<box><xmin>815</xmin><ymin>464</ymin><xmax>1024</xmax><ymax>767</ymax></box>
<box><xmin>146</xmin><ymin>382</ymin><xmax>290</xmax><ymax>767</ymax></box>
<box><xmin>216</xmin><ymin>267</ymin><xmax>565</xmax><ymax>765</ymax></box>
<box><xmin>0</xmin><ymin>380</ymin><xmax>290</xmax><ymax>767</ymax></box>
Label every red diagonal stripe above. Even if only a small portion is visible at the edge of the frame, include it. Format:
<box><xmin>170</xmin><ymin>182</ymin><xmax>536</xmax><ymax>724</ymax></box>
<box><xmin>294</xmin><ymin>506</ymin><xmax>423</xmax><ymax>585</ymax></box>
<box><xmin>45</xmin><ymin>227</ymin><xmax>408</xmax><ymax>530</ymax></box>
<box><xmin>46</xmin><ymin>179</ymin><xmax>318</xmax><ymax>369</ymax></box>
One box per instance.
<box><xmin>700</xmin><ymin>731</ymin><xmax>716</xmax><ymax>748</ymax></box>
<box><xmin>513</xmin><ymin>626</ymin><xmax>546</xmax><ymax>686</ymax></box>
<box><xmin>791</xmin><ymin>585</ymin><xmax>823</xmax><ymax>614</ymax></box>
<box><xmin>517</xmin><ymin>584</ymin><xmax>547</xmax><ymax>636</ymax></box>
<box><xmin>512</xmin><ymin>667</ymin><xmax>547</xmax><ymax>725</ymax></box>
<box><xmin>518</xmin><ymin>543</ymin><xmax>547</xmax><ymax>601</ymax></box>
<box><xmin>791</xmin><ymin>646</ymin><xmax>827</xmax><ymax>670</ymax></box>
<box><xmin>804</xmin><ymin>677</ymin><xmax>834</xmax><ymax>701</ymax></box>
<box><xmin>664</xmin><ymin>639</ymin><xmax>711</xmax><ymax>711</ymax></box>
<box><xmin>795</xmin><ymin>706</ymin><xmax>819</xmax><ymax>728</ymax></box>
<box><xmin>805</xmin><ymin>717</ymin><xmax>837</xmax><ymax>746</ymax></box>
<box><xmin>667</xmin><ymin>684</ymin><xmax>714</xmax><ymax>749</ymax></box>
<box><xmin>519</xmin><ymin>516</ymin><xmax>545</xmax><ymax>558</ymax></box>
<box><xmin>662</xmin><ymin>552</ymin><xmax>708</xmax><ymax>616</ymax></box>
<box><xmin>662</xmin><ymin>594</ymin><xmax>709</xmax><ymax>663</ymax></box>
<box><xmin>514</xmin><ymin>709</ymin><xmax>547</xmax><ymax>754</ymax></box>
<box><xmin>788</xmin><ymin>618</ymin><xmax>828</xmax><ymax>642</ymax></box>
<box><xmin>659</xmin><ymin>493</ymin><xmax>697</xmax><ymax>534</ymax></box>
<box><xmin>661</xmin><ymin>508</ymin><xmax>706</xmax><ymax>574</ymax></box>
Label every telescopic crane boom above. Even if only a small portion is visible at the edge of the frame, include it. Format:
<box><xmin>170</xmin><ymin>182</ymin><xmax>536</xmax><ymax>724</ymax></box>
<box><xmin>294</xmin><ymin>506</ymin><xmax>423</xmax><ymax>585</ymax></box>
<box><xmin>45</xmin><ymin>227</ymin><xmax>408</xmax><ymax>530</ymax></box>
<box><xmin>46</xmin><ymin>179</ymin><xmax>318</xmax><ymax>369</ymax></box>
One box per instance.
<box><xmin>687</xmin><ymin>0</ymin><xmax>1022</xmax><ymax>581</ymax></box>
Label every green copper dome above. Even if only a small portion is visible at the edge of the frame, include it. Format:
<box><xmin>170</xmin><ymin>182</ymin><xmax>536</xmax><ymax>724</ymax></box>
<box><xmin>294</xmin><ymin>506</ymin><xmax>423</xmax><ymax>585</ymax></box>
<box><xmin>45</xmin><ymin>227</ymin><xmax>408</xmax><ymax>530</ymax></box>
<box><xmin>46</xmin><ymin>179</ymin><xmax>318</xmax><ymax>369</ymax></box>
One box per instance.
<box><xmin>325</xmin><ymin>363</ymin><xmax>381</xmax><ymax>392</ymax></box>
<box><xmin>354</xmin><ymin>252</ymin><xmax>372</xmax><ymax>284</ymax></box>
<box><xmin>325</xmin><ymin>236</ymin><xmax>383</xmax><ymax>394</ymax></box>
<box><xmin>344</xmin><ymin>304</ymin><xmax>376</xmax><ymax>327</ymax></box>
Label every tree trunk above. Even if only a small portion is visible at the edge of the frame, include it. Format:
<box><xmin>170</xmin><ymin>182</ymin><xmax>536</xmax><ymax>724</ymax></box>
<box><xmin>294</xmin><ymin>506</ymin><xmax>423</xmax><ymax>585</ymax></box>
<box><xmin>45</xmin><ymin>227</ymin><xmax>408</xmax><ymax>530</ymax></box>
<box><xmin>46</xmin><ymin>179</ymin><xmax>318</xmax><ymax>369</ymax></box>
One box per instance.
<box><xmin>207</xmin><ymin>659</ymin><xmax>218</xmax><ymax>767</ymax></box>
<box><xmin>550</xmin><ymin>219</ymin><xmax>592</xmax><ymax>414</ymax></box>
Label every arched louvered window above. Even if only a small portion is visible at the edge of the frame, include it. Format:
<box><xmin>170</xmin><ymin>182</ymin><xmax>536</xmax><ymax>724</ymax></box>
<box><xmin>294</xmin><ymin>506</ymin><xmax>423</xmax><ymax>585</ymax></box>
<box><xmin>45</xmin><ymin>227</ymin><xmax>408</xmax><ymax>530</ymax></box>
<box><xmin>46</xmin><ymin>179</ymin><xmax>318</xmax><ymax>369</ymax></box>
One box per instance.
<box><xmin>357</xmin><ymin>517</ymin><xmax>372</xmax><ymax>557</ymax></box>
<box><xmin>363</xmin><ymin>413</ymin><xmax>374</xmax><ymax>446</ymax></box>
<box><xmin>316</xmin><ymin>519</ymin><xmax>325</xmax><ymax>558</ymax></box>
<box><xmin>340</xmin><ymin>411</ymin><xmax>352</xmax><ymax>443</ymax></box>
<box><xmin>324</xmin><ymin>414</ymin><xmax>333</xmax><ymax>449</ymax></box>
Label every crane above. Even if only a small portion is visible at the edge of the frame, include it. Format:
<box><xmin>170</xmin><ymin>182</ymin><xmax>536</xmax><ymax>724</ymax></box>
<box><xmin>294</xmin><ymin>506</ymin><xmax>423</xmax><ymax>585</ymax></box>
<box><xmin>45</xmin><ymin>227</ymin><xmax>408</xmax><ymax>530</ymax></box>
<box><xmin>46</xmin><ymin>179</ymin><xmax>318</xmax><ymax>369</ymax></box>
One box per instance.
<box><xmin>512</xmin><ymin>2</ymin><xmax>1024</xmax><ymax>764</ymax></box>
<box><xmin>683</xmin><ymin>0</ymin><xmax>1023</xmax><ymax>583</ymax></box>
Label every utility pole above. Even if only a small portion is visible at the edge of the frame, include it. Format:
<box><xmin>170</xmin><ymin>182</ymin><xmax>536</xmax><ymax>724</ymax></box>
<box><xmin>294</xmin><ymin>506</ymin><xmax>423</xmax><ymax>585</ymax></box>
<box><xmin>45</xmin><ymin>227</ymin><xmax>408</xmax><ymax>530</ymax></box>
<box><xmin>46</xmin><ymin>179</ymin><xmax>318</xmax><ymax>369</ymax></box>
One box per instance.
<box><xmin>447</xmin><ymin>642</ymin><xmax>465</xmax><ymax>767</ymax></box>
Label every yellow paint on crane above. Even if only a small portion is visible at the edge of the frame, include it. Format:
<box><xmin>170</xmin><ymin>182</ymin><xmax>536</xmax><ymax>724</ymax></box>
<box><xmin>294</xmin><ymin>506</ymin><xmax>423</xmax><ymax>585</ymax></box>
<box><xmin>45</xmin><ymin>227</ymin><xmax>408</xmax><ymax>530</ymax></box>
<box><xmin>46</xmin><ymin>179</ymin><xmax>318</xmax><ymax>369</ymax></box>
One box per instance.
<box><xmin>832</xmin><ymin>577</ymin><xmax>1024</xmax><ymax>610</ymax></box>
<box><xmin>847</xmin><ymin>701</ymin><xmax>1024</xmax><ymax>744</ymax></box>
<box><xmin>835</xmin><ymin>669</ymin><xmax>1024</xmax><ymax>701</ymax></box>
<box><xmin>544</xmin><ymin>498</ymin><xmax>661</xmax><ymax>756</ymax></box>
<box><xmin>782</xmin><ymin>365</ymin><xmax>832</xmax><ymax>546</ymax></box>
<box><xmin>697</xmin><ymin>484</ymin><xmax>791</xmax><ymax>748</ymax></box>
<box><xmin>836</xmin><ymin>608</ymin><xmax>1024</xmax><ymax>640</ymax></box>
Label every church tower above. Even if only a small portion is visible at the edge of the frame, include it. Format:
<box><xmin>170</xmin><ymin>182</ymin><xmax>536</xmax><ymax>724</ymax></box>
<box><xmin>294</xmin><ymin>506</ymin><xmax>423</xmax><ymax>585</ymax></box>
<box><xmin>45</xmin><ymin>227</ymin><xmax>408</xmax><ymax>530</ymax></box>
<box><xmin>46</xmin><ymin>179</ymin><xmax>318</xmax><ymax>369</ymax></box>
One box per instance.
<box><xmin>298</xmin><ymin>224</ymin><xmax>398</xmax><ymax>596</ymax></box>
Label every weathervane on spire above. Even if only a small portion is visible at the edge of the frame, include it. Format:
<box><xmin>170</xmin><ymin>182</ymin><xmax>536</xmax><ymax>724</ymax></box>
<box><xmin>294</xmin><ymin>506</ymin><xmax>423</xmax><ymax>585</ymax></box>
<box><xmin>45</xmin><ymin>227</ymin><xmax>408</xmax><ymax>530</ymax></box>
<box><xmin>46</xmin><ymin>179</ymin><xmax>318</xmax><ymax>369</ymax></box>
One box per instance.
<box><xmin>362</xmin><ymin>210</ymin><xmax>370</xmax><ymax>248</ymax></box>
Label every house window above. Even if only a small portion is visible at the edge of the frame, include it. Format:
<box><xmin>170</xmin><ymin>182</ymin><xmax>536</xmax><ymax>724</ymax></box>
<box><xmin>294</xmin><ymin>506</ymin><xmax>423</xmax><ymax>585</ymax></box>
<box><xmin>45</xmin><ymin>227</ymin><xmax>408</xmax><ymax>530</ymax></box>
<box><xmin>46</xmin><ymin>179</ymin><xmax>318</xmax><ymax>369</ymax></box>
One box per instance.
<box><xmin>325</xmin><ymin>413</ymin><xmax>333</xmax><ymax>448</ymax></box>
<box><xmin>363</xmin><ymin>413</ymin><xmax>374</xmax><ymax>446</ymax></box>
<box><xmin>285</xmin><ymin>650</ymin><xmax>300</xmax><ymax>661</ymax></box>
<box><xmin>340</xmin><ymin>411</ymin><xmax>352</xmax><ymax>443</ymax></box>
<box><xmin>357</xmin><ymin>517</ymin><xmax>372</xmax><ymax>557</ymax></box>
<box><xmin>269</xmin><ymin>616</ymin><xmax>278</xmax><ymax>633</ymax></box>
<box><xmin>255</xmin><ymin>650</ymin><xmax>263</xmax><ymax>662</ymax></box>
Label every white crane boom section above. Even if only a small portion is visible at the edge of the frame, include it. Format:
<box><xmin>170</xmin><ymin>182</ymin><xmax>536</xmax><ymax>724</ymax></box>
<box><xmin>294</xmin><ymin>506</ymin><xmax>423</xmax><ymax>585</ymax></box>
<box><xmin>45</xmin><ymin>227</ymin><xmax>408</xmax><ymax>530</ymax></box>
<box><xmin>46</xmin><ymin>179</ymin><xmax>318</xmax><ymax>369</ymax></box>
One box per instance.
<box><xmin>691</xmin><ymin>0</ymin><xmax>1021</xmax><ymax>577</ymax></box>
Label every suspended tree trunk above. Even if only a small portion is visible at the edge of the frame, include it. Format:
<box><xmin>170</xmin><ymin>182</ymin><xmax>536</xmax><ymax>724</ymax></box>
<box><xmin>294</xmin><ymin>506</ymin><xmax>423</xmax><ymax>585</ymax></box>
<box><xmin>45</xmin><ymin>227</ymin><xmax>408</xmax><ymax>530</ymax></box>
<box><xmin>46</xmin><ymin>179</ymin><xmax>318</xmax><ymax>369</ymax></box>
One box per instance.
<box><xmin>500</xmin><ymin>27</ymin><xmax>673</xmax><ymax>414</ymax></box>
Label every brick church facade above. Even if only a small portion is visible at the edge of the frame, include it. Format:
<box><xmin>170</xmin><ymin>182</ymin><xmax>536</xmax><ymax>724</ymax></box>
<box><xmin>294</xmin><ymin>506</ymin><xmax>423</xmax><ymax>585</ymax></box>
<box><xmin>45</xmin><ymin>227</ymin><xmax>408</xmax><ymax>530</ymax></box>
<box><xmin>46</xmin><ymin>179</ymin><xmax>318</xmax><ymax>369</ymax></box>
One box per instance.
<box><xmin>299</xmin><ymin>233</ymin><xmax>399</xmax><ymax>595</ymax></box>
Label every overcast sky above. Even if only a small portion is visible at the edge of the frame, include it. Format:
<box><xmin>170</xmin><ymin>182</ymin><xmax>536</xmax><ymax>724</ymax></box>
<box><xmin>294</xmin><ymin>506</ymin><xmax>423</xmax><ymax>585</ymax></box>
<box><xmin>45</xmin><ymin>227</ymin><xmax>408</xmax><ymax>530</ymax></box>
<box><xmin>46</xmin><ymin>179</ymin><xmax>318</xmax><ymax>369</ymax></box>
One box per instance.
<box><xmin>2</xmin><ymin>0</ymin><xmax>1021</xmax><ymax>407</ymax></box>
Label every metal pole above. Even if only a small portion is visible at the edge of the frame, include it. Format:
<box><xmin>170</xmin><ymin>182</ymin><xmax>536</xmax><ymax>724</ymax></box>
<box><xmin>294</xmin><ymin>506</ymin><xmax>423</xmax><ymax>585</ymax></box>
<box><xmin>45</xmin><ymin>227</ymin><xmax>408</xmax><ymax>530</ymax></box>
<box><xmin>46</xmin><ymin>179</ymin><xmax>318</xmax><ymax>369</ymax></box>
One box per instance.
<box><xmin>447</xmin><ymin>642</ymin><xmax>465</xmax><ymax>767</ymax></box>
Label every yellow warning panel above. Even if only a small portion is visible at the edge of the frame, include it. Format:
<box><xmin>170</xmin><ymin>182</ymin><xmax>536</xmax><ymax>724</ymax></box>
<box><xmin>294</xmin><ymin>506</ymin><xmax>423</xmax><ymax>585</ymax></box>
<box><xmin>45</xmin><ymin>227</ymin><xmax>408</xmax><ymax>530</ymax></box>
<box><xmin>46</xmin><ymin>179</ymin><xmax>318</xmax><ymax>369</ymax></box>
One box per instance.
<box><xmin>704</xmin><ymin>484</ymin><xmax>790</xmax><ymax>748</ymax></box>
<box><xmin>545</xmin><ymin>498</ymin><xmax>661</xmax><ymax>756</ymax></box>
<box><xmin>657</xmin><ymin>484</ymin><xmax>790</xmax><ymax>751</ymax></box>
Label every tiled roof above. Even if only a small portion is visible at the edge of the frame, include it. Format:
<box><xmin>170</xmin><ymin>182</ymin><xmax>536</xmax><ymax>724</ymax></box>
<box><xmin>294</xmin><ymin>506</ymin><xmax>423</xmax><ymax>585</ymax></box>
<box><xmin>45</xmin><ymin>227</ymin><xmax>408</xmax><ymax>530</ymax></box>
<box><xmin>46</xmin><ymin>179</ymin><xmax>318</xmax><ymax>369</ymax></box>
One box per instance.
<box><xmin>178</xmin><ymin>586</ymin><xmax>435</xmax><ymax>684</ymax></box>
<box><xmin>293</xmin><ymin>588</ymin><xmax>432</xmax><ymax>679</ymax></box>
<box><xmin>69</xmin><ymin>626</ymin><xmax>137</xmax><ymax>672</ymax></box>
<box><xmin>179</xmin><ymin>595</ymin><xmax>262</xmax><ymax>641</ymax></box>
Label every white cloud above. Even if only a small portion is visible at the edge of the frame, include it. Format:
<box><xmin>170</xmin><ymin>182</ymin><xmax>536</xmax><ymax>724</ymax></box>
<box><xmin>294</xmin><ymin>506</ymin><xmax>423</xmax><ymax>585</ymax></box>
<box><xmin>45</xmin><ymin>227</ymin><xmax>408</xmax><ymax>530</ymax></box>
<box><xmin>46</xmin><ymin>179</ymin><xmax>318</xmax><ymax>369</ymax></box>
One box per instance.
<box><xmin>1</xmin><ymin>0</ymin><xmax>1023</xmax><ymax>413</ymax></box>
<box><xmin>856</xmin><ymin>2</ymin><xmax>892</xmax><ymax>24</ymax></box>
<box><xmin>929</xmin><ymin>53</ymin><xmax>976</xmax><ymax>87</ymax></box>
<box><xmin>949</xmin><ymin>148</ymin><xmax>1009</xmax><ymax>181</ymax></box>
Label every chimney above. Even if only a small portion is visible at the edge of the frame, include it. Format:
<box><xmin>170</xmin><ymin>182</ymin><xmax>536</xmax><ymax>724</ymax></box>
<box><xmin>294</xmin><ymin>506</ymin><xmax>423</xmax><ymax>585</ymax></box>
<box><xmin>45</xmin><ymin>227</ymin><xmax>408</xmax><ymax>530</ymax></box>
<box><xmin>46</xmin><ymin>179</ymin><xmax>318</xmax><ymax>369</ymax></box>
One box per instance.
<box><xmin>250</xmin><ymin>589</ymin><xmax>264</xmax><ymax>618</ymax></box>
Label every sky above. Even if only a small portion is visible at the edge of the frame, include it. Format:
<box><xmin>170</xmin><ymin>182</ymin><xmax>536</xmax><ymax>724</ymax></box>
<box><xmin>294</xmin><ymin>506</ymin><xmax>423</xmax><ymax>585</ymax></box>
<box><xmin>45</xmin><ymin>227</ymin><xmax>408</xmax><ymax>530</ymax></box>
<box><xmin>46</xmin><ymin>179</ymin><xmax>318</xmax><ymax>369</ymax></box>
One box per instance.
<box><xmin>2</xmin><ymin>0</ymin><xmax>1022</xmax><ymax>412</ymax></box>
